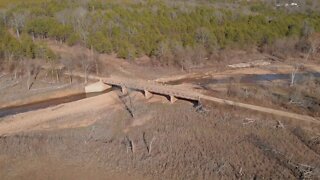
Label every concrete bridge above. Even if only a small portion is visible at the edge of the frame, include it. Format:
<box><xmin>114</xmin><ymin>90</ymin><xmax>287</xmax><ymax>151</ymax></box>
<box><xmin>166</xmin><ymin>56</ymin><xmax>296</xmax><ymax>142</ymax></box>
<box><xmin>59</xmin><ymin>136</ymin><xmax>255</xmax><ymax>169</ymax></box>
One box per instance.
<box><xmin>102</xmin><ymin>77</ymin><xmax>201</xmax><ymax>103</ymax></box>
<box><xmin>102</xmin><ymin>77</ymin><xmax>319</xmax><ymax>123</ymax></box>
<box><xmin>71</xmin><ymin>72</ymin><xmax>319</xmax><ymax>124</ymax></box>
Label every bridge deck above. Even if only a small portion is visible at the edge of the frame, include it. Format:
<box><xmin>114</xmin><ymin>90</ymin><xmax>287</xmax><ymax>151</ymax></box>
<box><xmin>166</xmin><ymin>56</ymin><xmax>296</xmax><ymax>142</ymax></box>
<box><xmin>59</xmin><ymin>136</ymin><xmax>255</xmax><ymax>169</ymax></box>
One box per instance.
<box><xmin>102</xmin><ymin>77</ymin><xmax>201</xmax><ymax>101</ymax></box>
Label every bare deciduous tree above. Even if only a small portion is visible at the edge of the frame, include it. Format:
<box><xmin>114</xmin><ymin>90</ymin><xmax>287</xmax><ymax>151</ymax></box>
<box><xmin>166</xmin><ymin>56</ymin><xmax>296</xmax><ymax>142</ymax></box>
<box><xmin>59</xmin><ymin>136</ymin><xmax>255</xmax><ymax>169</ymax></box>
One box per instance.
<box><xmin>10</xmin><ymin>11</ymin><xmax>28</xmax><ymax>39</ymax></box>
<box><xmin>54</xmin><ymin>9</ymin><xmax>69</xmax><ymax>25</ymax></box>
<box><xmin>78</xmin><ymin>54</ymin><xmax>94</xmax><ymax>84</ymax></box>
<box><xmin>61</xmin><ymin>57</ymin><xmax>75</xmax><ymax>84</ymax></box>
<box><xmin>0</xmin><ymin>9</ymin><xmax>8</xmax><ymax>25</ymax></box>
<box><xmin>195</xmin><ymin>27</ymin><xmax>210</xmax><ymax>45</ymax></box>
<box><xmin>290</xmin><ymin>64</ymin><xmax>300</xmax><ymax>87</ymax></box>
<box><xmin>25</xmin><ymin>60</ymin><xmax>40</xmax><ymax>90</ymax></box>
<box><xmin>70</xmin><ymin>7</ymin><xmax>91</xmax><ymax>43</ymax></box>
<box><xmin>302</xmin><ymin>21</ymin><xmax>314</xmax><ymax>39</ymax></box>
<box><xmin>92</xmin><ymin>48</ymin><xmax>100</xmax><ymax>76</ymax></box>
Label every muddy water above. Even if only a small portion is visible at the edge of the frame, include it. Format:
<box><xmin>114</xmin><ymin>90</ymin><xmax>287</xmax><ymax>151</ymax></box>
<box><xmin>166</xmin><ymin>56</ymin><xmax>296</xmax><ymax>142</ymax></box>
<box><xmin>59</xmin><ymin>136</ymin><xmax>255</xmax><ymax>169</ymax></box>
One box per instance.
<box><xmin>0</xmin><ymin>90</ymin><xmax>111</xmax><ymax>118</ymax></box>
<box><xmin>166</xmin><ymin>72</ymin><xmax>320</xmax><ymax>86</ymax></box>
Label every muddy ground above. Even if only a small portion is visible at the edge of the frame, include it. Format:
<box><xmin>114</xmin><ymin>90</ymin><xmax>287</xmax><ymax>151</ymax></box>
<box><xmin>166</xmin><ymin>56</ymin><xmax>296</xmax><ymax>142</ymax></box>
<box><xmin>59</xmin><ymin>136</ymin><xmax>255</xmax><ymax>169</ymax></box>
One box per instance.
<box><xmin>0</xmin><ymin>90</ymin><xmax>319</xmax><ymax>179</ymax></box>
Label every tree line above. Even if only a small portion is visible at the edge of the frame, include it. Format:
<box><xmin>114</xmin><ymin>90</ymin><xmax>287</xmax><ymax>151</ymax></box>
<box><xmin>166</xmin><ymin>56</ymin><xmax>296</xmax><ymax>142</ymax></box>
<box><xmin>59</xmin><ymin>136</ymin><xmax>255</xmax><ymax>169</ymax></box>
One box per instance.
<box><xmin>0</xmin><ymin>0</ymin><xmax>319</xmax><ymax>66</ymax></box>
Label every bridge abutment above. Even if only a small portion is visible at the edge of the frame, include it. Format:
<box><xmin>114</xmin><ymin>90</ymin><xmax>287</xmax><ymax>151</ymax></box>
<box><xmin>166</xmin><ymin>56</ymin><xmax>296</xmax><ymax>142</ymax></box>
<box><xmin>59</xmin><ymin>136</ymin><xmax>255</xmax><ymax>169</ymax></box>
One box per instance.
<box><xmin>85</xmin><ymin>81</ymin><xmax>111</xmax><ymax>93</ymax></box>
<box><xmin>170</xmin><ymin>95</ymin><xmax>177</xmax><ymax>103</ymax></box>
<box><xmin>144</xmin><ymin>90</ymin><xmax>153</xmax><ymax>99</ymax></box>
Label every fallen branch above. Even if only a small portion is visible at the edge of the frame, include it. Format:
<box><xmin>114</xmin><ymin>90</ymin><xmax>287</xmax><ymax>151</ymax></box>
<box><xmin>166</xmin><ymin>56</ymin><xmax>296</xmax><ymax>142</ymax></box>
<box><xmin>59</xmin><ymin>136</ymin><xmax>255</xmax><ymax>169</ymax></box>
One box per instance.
<box><xmin>148</xmin><ymin>136</ymin><xmax>156</xmax><ymax>154</ymax></box>
<box><xmin>275</xmin><ymin>120</ymin><xmax>285</xmax><ymax>129</ymax></box>
<box><xmin>288</xmin><ymin>99</ymin><xmax>305</xmax><ymax>107</ymax></box>
<box><xmin>215</xmin><ymin>162</ymin><xmax>226</xmax><ymax>174</ymax></box>
<box><xmin>195</xmin><ymin>103</ymin><xmax>209</xmax><ymax>114</ymax></box>
<box><xmin>243</xmin><ymin>118</ymin><xmax>255</xmax><ymax>125</ymax></box>
<box><xmin>124</xmin><ymin>136</ymin><xmax>135</xmax><ymax>153</ymax></box>
<box><xmin>142</xmin><ymin>132</ymin><xmax>156</xmax><ymax>154</ymax></box>
<box><xmin>288</xmin><ymin>161</ymin><xmax>316</xmax><ymax>179</ymax></box>
<box><xmin>310</xmin><ymin>136</ymin><xmax>320</xmax><ymax>146</ymax></box>
<box><xmin>0</xmin><ymin>73</ymin><xmax>8</xmax><ymax>79</ymax></box>
<box><xmin>239</xmin><ymin>167</ymin><xmax>243</xmax><ymax>177</ymax></box>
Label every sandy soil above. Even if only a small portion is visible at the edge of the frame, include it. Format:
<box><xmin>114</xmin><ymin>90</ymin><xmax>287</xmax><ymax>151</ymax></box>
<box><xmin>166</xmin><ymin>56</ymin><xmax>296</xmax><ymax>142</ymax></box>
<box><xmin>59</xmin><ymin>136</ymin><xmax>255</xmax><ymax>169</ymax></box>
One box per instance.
<box><xmin>0</xmin><ymin>91</ymin><xmax>123</xmax><ymax>135</ymax></box>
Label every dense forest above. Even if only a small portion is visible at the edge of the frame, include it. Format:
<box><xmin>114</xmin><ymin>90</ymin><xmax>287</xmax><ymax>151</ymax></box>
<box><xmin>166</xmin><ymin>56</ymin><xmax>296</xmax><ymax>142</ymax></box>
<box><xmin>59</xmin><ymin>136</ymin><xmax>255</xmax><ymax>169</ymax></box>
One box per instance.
<box><xmin>0</xmin><ymin>0</ymin><xmax>320</xmax><ymax>66</ymax></box>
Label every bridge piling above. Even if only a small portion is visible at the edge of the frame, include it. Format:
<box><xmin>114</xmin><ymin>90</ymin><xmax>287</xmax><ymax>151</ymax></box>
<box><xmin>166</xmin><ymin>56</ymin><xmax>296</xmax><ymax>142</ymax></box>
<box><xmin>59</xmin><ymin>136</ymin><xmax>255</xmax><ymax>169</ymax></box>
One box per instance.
<box><xmin>121</xmin><ymin>86</ymin><xmax>128</xmax><ymax>95</ymax></box>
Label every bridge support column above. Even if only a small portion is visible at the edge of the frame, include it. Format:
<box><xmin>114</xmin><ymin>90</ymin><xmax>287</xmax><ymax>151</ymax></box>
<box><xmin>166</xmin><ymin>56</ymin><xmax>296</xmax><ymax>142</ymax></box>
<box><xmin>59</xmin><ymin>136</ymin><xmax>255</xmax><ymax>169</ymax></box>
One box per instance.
<box><xmin>144</xmin><ymin>90</ymin><xmax>153</xmax><ymax>99</ymax></box>
<box><xmin>121</xmin><ymin>86</ymin><xmax>128</xmax><ymax>95</ymax></box>
<box><xmin>170</xmin><ymin>95</ymin><xmax>177</xmax><ymax>103</ymax></box>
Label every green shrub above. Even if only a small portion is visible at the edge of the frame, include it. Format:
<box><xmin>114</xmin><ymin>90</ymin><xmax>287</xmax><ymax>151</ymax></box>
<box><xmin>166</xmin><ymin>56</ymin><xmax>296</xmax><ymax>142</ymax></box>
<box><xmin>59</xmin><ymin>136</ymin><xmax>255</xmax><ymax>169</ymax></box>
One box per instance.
<box><xmin>88</xmin><ymin>31</ymin><xmax>113</xmax><ymax>53</ymax></box>
<box><xmin>67</xmin><ymin>33</ymin><xmax>81</xmax><ymax>46</ymax></box>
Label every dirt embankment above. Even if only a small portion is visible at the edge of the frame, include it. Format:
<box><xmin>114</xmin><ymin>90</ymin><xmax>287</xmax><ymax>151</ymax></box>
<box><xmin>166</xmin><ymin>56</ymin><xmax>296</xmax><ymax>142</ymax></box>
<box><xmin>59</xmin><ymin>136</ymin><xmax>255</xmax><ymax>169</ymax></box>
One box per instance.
<box><xmin>0</xmin><ymin>85</ymin><xmax>84</xmax><ymax>110</ymax></box>
<box><xmin>0</xmin><ymin>91</ymin><xmax>123</xmax><ymax>135</ymax></box>
<box><xmin>0</xmin><ymin>68</ymin><xmax>87</xmax><ymax>110</ymax></box>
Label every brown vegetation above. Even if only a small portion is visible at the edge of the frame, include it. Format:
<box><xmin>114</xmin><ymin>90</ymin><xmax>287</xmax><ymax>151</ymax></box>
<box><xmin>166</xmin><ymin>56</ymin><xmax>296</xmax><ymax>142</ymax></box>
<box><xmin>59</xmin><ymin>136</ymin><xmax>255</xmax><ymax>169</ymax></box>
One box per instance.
<box><xmin>0</xmin><ymin>93</ymin><xmax>319</xmax><ymax>179</ymax></box>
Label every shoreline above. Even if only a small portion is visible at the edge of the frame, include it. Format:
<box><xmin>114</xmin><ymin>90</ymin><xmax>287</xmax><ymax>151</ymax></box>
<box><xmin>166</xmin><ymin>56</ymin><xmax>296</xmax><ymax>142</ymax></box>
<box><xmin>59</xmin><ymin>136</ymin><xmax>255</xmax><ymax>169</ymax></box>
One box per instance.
<box><xmin>0</xmin><ymin>85</ymin><xmax>84</xmax><ymax>110</ymax></box>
